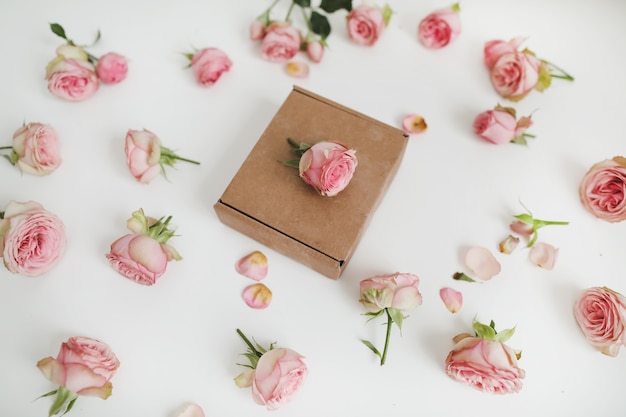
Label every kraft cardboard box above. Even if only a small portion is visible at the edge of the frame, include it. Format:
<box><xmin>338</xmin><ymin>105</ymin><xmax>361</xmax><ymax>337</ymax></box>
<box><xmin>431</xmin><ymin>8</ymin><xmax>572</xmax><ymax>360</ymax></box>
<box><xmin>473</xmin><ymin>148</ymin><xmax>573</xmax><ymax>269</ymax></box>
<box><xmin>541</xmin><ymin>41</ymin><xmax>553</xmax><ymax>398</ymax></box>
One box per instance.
<box><xmin>214</xmin><ymin>86</ymin><xmax>408</xmax><ymax>279</ymax></box>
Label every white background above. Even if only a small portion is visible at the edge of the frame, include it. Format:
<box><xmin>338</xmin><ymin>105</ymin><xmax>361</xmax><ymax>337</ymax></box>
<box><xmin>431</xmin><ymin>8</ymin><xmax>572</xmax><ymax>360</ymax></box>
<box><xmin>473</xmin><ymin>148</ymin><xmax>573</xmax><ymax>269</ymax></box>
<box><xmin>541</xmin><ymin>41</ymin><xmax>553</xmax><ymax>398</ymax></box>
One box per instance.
<box><xmin>1</xmin><ymin>0</ymin><xmax>625</xmax><ymax>416</ymax></box>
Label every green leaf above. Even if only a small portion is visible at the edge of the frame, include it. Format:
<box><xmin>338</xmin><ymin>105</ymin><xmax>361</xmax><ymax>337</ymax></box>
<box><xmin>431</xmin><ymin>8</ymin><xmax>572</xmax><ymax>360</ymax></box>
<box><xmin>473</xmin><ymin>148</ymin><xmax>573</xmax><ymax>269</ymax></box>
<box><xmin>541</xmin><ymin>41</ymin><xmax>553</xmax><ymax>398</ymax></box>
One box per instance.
<box><xmin>320</xmin><ymin>0</ymin><xmax>353</xmax><ymax>13</ymax></box>
<box><xmin>387</xmin><ymin>308</ymin><xmax>404</xmax><ymax>331</ymax></box>
<box><xmin>293</xmin><ymin>0</ymin><xmax>311</xmax><ymax>7</ymax></box>
<box><xmin>361</xmin><ymin>339</ymin><xmax>381</xmax><ymax>358</ymax></box>
<box><xmin>50</xmin><ymin>23</ymin><xmax>67</xmax><ymax>40</ymax></box>
<box><xmin>310</xmin><ymin>11</ymin><xmax>331</xmax><ymax>39</ymax></box>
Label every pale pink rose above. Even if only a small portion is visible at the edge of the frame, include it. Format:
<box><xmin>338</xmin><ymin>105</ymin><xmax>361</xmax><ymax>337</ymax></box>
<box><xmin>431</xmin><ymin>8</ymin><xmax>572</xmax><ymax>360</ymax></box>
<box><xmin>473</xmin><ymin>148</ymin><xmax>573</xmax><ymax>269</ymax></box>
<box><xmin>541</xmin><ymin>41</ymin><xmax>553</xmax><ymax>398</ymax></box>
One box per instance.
<box><xmin>249</xmin><ymin>20</ymin><xmax>266</xmax><ymax>41</ymax></box>
<box><xmin>251</xmin><ymin>348</ymin><xmax>308</xmax><ymax>410</ymax></box>
<box><xmin>483</xmin><ymin>38</ymin><xmax>525</xmax><ymax>70</ymax></box>
<box><xmin>402</xmin><ymin>113</ymin><xmax>428</xmax><ymax>135</ymax></box>
<box><xmin>191</xmin><ymin>47</ymin><xmax>232</xmax><ymax>87</ymax></box>
<box><xmin>176</xmin><ymin>403</ymin><xmax>205</xmax><ymax>417</ymax></box>
<box><xmin>11</xmin><ymin>122</ymin><xmax>62</xmax><ymax>175</ymax></box>
<box><xmin>359</xmin><ymin>272</ymin><xmax>423</xmax><ymax>313</ymax></box>
<box><xmin>235</xmin><ymin>250</ymin><xmax>268</xmax><ymax>280</ymax></box>
<box><xmin>473</xmin><ymin>108</ymin><xmax>517</xmax><ymax>145</ymax></box>
<box><xmin>445</xmin><ymin>336</ymin><xmax>525</xmax><ymax>394</ymax></box>
<box><xmin>260</xmin><ymin>24</ymin><xmax>301</xmax><ymax>62</ymax></box>
<box><xmin>242</xmin><ymin>283</ymin><xmax>273</xmax><ymax>309</ymax></box>
<box><xmin>46</xmin><ymin>57</ymin><xmax>99</xmax><ymax>101</ymax></box>
<box><xmin>105</xmin><ymin>233</ymin><xmax>170</xmax><ymax>286</ymax></box>
<box><xmin>574</xmin><ymin>286</ymin><xmax>626</xmax><ymax>356</ymax></box>
<box><xmin>417</xmin><ymin>4</ymin><xmax>461</xmax><ymax>49</ymax></box>
<box><xmin>529</xmin><ymin>242</ymin><xmax>559</xmax><ymax>270</ymax></box>
<box><xmin>37</xmin><ymin>336</ymin><xmax>120</xmax><ymax>398</ymax></box>
<box><xmin>346</xmin><ymin>5</ymin><xmax>386</xmax><ymax>46</ymax></box>
<box><xmin>440</xmin><ymin>287</ymin><xmax>462</xmax><ymax>313</ymax></box>
<box><xmin>509</xmin><ymin>220</ymin><xmax>533</xmax><ymax>238</ymax></box>
<box><xmin>306</xmin><ymin>41</ymin><xmax>324</xmax><ymax>63</ymax></box>
<box><xmin>124</xmin><ymin>129</ymin><xmax>162</xmax><ymax>183</ymax></box>
<box><xmin>96</xmin><ymin>52</ymin><xmax>128</xmax><ymax>84</ymax></box>
<box><xmin>285</xmin><ymin>61</ymin><xmax>309</xmax><ymax>78</ymax></box>
<box><xmin>490</xmin><ymin>51</ymin><xmax>541</xmax><ymax>101</ymax></box>
<box><xmin>299</xmin><ymin>141</ymin><xmax>358</xmax><ymax>196</ymax></box>
<box><xmin>0</xmin><ymin>200</ymin><xmax>66</xmax><ymax>277</ymax></box>
<box><xmin>579</xmin><ymin>156</ymin><xmax>626</xmax><ymax>222</ymax></box>
<box><xmin>464</xmin><ymin>246</ymin><xmax>501</xmax><ymax>280</ymax></box>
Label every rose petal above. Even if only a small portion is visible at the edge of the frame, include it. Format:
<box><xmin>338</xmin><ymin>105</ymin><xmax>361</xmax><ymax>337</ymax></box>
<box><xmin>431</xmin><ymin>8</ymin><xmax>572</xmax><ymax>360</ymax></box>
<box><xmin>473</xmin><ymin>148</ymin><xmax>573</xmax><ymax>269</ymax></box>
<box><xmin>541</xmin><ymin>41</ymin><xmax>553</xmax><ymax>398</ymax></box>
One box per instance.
<box><xmin>285</xmin><ymin>61</ymin><xmax>309</xmax><ymax>78</ymax></box>
<box><xmin>498</xmin><ymin>235</ymin><xmax>520</xmax><ymax>254</ymax></box>
<box><xmin>529</xmin><ymin>242</ymin><xmax>559</xmax><ymax>270</ymax></box>
<box><xmin>235</xmin><ymin>251</ymin><xmax>268</xmax><ymax>281</ymax></box>
<box><xmin>176</xmin><ymin>403</ymin><xmax>205</xmax><ymax>417</ymax></box>
<box><xmin>402</xmin><ymin>113</ymin><xmax>428</xmax><ymax>135</ymax></box>
<box><xmin>440</xmin><ymin>287</ymin><xmax>463</xmax><ymax>313</ymax></box>
<box><xmin>464</xmin><ymin>246</ymin><xmax>501</xmax><ymax>280</ymax></box>
<box><xmin>242</xmin><ymin>283</ymin><xmax>272</xmax><ymax>309</ymax></box>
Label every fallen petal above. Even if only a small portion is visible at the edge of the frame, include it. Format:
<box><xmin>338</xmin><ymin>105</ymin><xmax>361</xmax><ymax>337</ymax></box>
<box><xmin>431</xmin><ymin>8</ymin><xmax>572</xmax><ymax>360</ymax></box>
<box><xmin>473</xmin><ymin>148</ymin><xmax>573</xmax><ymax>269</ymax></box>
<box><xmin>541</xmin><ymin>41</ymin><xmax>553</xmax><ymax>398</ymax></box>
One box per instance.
<box><xmin>402</xmin><ymin>113</ymin><xmax>428</xmax><ymax>135</ymax></box>
<box><xmin>498</xmin><ymin>235</ymin><xmax>520</xmax><ymax>254</ymax></box>
<box><xmin>529</xmin><ymin>242</ymin><xmax>559</xmax><ymax>270</ymax></box>
<box><xmin>242</xmin><ymin>283</ymin><xmax>272</xmax><ymax>309</ymax></box>
<box><xmin>464</xmin><ymin>246</ymin><xmax>501</xmax><ymax>281</ymax></box>
<box><xmin>235</xmin><ymin>251</ymin><xmax>268</xmax><ymax>281</ymax></box>
<box><xmin>176</xmin><ymin>403</ymin><xmax>205</xmax><ymax>417</ymax></box>
<box><xmin>285</xmin><ymin>61</ymin><xmax>309</xmax><ymax>78</ymax></box>
<box><xmin>440</xmin><ymin>287</ymin><xmax>463</xmax><ymax>313</ymax></box>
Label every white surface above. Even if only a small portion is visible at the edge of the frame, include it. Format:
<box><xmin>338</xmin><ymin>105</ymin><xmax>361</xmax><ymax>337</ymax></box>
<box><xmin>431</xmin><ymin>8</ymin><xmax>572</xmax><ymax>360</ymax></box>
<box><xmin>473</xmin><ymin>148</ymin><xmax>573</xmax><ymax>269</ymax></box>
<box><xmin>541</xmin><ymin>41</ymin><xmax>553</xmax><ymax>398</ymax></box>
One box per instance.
<box><xmin>1</xmin><ymin>1</ymin><xmax>625</xmax><ymax>416</ymax></box>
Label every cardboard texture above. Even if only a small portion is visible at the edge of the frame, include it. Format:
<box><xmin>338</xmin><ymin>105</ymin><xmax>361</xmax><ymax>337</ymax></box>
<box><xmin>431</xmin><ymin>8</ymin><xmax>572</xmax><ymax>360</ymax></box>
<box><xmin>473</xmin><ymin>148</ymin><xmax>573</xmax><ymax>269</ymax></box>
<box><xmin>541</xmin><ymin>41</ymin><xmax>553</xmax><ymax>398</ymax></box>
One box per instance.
<box><xmin>214</xmin><ymin>86</ymin><xmax>408</xmax><ymax>279</ymax></box>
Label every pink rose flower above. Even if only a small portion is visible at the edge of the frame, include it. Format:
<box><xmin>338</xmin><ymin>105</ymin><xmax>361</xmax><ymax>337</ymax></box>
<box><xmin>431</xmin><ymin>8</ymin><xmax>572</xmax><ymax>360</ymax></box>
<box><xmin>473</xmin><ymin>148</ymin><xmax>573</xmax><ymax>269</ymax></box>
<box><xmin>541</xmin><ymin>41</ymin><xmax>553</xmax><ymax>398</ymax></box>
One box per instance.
<box><xmin>298</xmin><ymin>141</ymin><xmax>358</xmax><ymax>197</ymax></box>
<box><xmin>574</xmin><ymin>286</ymin><xmax>626</xmax><ymax>356</ymax></box>
<box><xmin>190</xmin><ymin>47</ymin><xmax>232</xmax><ymax>87</ymax></box>
<box><xmin>579</xmin><ymin>156</ymin><xmax>626</xmax><ymax>222</ymax></box>
<box><xmin>96</xmin><ymin>52</ymin><xmax>128</xmax><ymax>84</ymax></box>
<box><xmin>305</xmin><ymin>41</ymin><xmax>324</xmax><ymax>63</ymax></box>
<box><xmin>445</xmin><ymin>335</ymin><xmax>525</xmax><ymax>394</ymax></box>
<box><xmin>346</xmin><ymin>4</ymin><xmax>386</xmax><ymax>46</ymax></box>
<box><xmin>249</xmin><ymin>20</ymin><xmax>266</xmax><ymax>41</ymax></box>
<box><xmin>125</xmin><ymin>129</ymin><xmax>162</xmax><ymax>183</ymax></box>
<box><xmin>417</xmin><ymin>3</ymin><xmax>461</xmax><ymax>49</ymax></box>
<box><xmin>235</xmin><ymin>330</ymin><xmax>308</xmax><ymax>410</ymax></box>
<box><xmin>37</xmin><ymin>336</ymin><xmax>120</xmax><ymax>416</ymax></box>
<box><xmin>45</xmin><ymin>56</ymin><xmax>99</xmax><ymax>101</ymax></box>
<box><xmin>9</xmin><ymin>122</ymin><xmax>62</xmax><ymax>175</ymax></box>
<box><xmin>0</xmin><ymin>200</ymin><xmax>66</xmax><ymax>277</ymax></box>
<box><xmin>359</xmin><ymin>272</ymin><xmax>423</xmax><ymax>313</ymax></box>
<box><xmin>473</xmin><ymin>105</ymin><xmax>533</xmax><ymax>145</ymax></box>
<box><xmin>483</xmin><ymin>38</ymin><xmax>524</xmax><ymax>70</ymax></box>
<box><xmin>260</xmin><ymin>24</ymin><xmax>301</xmax><ymax>62</ymax></box>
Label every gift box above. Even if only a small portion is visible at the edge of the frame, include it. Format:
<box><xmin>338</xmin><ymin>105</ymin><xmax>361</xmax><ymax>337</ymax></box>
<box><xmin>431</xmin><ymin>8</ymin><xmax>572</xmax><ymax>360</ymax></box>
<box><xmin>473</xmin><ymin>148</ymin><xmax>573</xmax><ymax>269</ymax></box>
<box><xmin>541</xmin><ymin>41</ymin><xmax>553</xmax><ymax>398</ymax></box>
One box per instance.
<box><xmin>214</xmin><ymin>86</ymin><xmax>408</xmax><ymax>279</ymax></box>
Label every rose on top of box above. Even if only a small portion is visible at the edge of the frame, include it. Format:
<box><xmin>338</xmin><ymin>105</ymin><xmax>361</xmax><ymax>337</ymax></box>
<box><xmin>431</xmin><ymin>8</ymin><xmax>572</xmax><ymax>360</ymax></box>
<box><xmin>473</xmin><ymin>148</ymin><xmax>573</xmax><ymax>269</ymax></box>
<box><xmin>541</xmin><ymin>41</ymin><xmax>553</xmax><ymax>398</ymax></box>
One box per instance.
<box><xmin>214</xmin><ymin>86</ymin><xmax>408</xmax><ymax>279</ymax></box>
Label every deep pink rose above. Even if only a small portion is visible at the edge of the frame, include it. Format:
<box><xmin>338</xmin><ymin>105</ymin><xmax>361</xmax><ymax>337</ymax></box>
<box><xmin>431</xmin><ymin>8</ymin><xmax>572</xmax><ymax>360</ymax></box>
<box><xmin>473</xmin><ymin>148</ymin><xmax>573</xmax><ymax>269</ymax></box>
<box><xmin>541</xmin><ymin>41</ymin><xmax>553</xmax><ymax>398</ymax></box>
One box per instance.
<box><xmin>260</xmin><ymin>24</ymin><xmax>301</xmax><ymax>62</ymax></box>
<box><xmin>574</xmin><ymin>286</ymin><xmax>626</xmax><ymax>356</ymax></box>
<box><xmin>445</xmin><ymin>336</ymin><xmax>525</xmax><ymax>394</ymax></box>
<box><xmin>11</xmin><ymin>122</ymin><xmax>62</xmax><ymax>175</ymax></box>
<box><xmin>298</xmin><ymin>141</ymin><xmax>357</xmax><ymax>196</ymax></box>
<box><xmin>306</xmin><ymin>41</ymin><xmax>324</xmax><ymax>63</ymax></box>
<box><xmin>483</xmin><ymin>38</ymin><xmax>524</xmax><ymax>70</ymax></box>
<box><xmin>105</xmin><ymin>233</ymin><xmax>170</xmax><ymax>286</ymax></box>
<box><xmin>417</xmin><ymin>4</ymin><xmax>461</xmax><ymax>49</ymax></box>
<box><xmin>96</xmin><ymin>52</ymin><xmax>128</xmax><ymax>84</ymax></box>
<box><xmin>346</xmin><ymin>5</ymin><xmax>386</xmax><ymax>46</ymax></box>
<box><xmin>46</xmin><ymin>57</ymin><xmax>99</xmax><ymax>101</ymax></box>
<box><xmin>191</xmin><ymin>47</ymin><xmax>232</xmax><ymax>87</ymax></box>
<box><xmin>124</xmin><ymin>129</ymin><xmax>162</xmax><ymax>183</ymax></box>
<box><xmin>37</xmin><ymin>336</ymin><xmax>120</xmax><ymax>398</ymax></box>
<box><xmin>490</xmin><ymin>51</ymin><xmax>541</xmax><ymax>101</ymax></box>
<box><xmin>0</xmin><ymin>200</ymin><xmax>66</xmax><ymax>277</ymax></box>
<box><xmin>251</xmin><ymin>348</ymin><xmax>308</xmax><ymax>410</ymax></box>
<box><xmin>359</xmin><ymin>272</ymin><xmax>423</xmax><ymax>313</ymax></box>
<box><xmin>579</xmin><ymin>156</ymin><xmax>626</xmax><ymax>222</ymax></box>
<box><xmin>473</xmin><ymin>108</ymin><xmax>517</xmax><ymax>145</ymax></box>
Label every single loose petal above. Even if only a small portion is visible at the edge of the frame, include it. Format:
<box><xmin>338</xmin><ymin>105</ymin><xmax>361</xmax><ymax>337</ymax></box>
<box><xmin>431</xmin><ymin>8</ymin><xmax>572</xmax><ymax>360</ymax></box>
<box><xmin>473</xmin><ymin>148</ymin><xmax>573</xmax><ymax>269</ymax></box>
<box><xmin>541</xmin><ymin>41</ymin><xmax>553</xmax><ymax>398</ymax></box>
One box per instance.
<box><xmin>176</xmin><ymin>403</ymin><xmax>205</xmax><ymax>417</ymax></box>
<box><xmin>235</xmin><ymin>251</ymin><xmax>268</xmax><ymax>280</ymax></box>
<box><xmin>402</xmin><ymin>114</ymin><xmax>428</xmax><ymax>135</ymax></box>
<box><xmin>529</xmin><ymin>242</ymin><xmax>559</xmax><ymax>270</ymax></box>
<box><xmin>440</xmin><ymin>287</ymin><xmax>463</xmax><ymax>313</ymax></box>
<box><xmin>242</xmin><ymin>283</ymin><xmax>272</xmax><ymax>309</ymax></box>
<box><xmin>285</xmin><ymin>61</ymin><xmax>309</xmax><ymax>78</ymax></box>
<box><xmin>465</xmin><ymin>246</ymin><xmax>501</xmax><ymax>280</ymax></box>
<box><xmin>498</xmin><ymin>235</ymin><xmax>520</xmax><ymax>254</ymax></box>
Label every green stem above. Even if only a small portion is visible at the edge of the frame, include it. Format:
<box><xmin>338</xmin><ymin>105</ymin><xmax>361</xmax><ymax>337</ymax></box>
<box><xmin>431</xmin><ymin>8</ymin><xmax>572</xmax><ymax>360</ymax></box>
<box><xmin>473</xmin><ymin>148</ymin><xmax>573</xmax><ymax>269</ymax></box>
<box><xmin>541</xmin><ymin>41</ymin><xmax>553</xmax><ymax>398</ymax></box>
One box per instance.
<box><xmin>171</xmin><ymin>155</ymin><xmax>200</xmax><ymax>165</ymax></box>
<box><xmin>237</xmin><ymin>329</ymin><xmax>262</xmax><ymax>358</ymax></box>
<box><xmin>380</xmin><ymin>308</ymin><xmax>393</xmax><ymax>366</ymax></box>
<box><xmin>0</xmin><ymin>146</ymin><xmax>12</xmax><ymax>150</ymax></box>
<box><xmin>285</xmin><ymin>1</ymin><xmax>295</xmax><ymax>21</ymax></box>
<box><xmin>535</xmin><ymin>219</ymin><xmax>569</xmax><ymax>228</ymax></box>
<box><xmin>259</xmin><ymin>0</ymin><xmax>281</xmax><ymax>22</ymax></box>
<box><xmin>542</xmin><ymin>59</ymin><xmax>574</xmax><ymax>82</ymax></box>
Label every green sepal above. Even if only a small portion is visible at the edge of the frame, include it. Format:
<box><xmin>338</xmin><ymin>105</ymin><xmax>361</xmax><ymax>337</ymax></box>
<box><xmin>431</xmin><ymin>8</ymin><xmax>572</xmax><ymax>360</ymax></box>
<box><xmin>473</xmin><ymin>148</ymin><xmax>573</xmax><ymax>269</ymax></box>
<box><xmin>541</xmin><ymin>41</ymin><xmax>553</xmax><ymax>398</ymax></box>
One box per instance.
<box><xmin>452</xmin><ymin>272</ymin><xmax>477</xmax><ymax>283</ymax></box>
<box><xmin>361</xmin><ymin>339</ymin><xmax>382</xmax><ymax>358</ymax></box>
<box><xmin>46</xmin><ymin>386</ymin><xmax>78</xmax><ymax>417</ymax></box>
<box><xmin>310</xmin><ymin>11</ymin><xmax>331</xmax><ymax>39</ymax></box>
<box><xmin>451</xmin><ymin>3</ymin><xmax>461</xmax><ymax>12</ymax></box>
<box><xmin>387</xmin><ymin>307</ymin><xmax>404</xmax><ymax>331</ymax></box>
<box><xmin>183</xmin><ymin>52</ymin><xmax>194</xmax><ymax>61</ymax></box>
<box><xmin>0</xmin><ymin>211</ymin><xmax>4</xmax><ymax>219</ymax></box>
<box><xmin>282</xmin><ymin>159</ymin><xmax>301</xmax><ymax>169</ymax></box>
<box><xmin>320</xmin><ymin>0</ymin><xmax>353</xmax><ymax>13</ymax></box>
<box><xmin>510</xmin><ymin>136</ymin><xmax>528</xmax><ymax>146</ymax></box>
<box><xmin>293</xmin><ymin>0</ymin><xmax>311</xmax><ymax>7</ymax></box>
<box><xmin>287</xmin><ymin>137</ymin><xmax>312</xmax><ymax>155</ymax></box>
<box><xmin>381</xmin><ymin>4</ymin><xmax>393</xmax><ymax>26</ymax></box>
<box><xmin>493</xmin><ymin>326</ymin><xmax>516</xmax><ymax>343</ymax></box>
<box><xmin>535</xmin><ymin>62</ymin><xmax>552</xmax><ymax>92</ymax></box>
<box><xmin>50</xmin><ymin>23</ymin><xmax>68</xmax><ymax>40</ymax></box>
<box><xmin>473</xmin><ymin>320</ymin><xmax>497</xmax><ymax>341</ymax></box>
